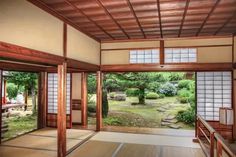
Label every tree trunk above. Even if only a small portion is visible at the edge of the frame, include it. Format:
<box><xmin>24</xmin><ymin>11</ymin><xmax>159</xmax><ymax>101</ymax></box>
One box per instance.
<box><xmin>138</xmin><ymin>88</ymin><xmax>145</xmax><ymax>104</ymax></box>
<box><xmin>24</xmin><ymin>90</ymin><xmax>28</xmax><ymax>111</ymax></box>
<box><xmin>31</xmin><ymin>87</ymin><xmax>36</xmax><ymax>114</ymax></box>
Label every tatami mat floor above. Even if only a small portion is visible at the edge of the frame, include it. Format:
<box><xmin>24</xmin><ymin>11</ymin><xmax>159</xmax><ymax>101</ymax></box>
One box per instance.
<box><xmin>0</xmin><ymin>128</ymin><xmax>204</xmax><ymax>157</ymax></box>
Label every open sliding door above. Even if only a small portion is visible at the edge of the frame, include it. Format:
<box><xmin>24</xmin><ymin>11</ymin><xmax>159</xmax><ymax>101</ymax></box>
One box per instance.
<box><xmin>47</xmin><ymin>73</ymin><xmax>72</xmax><ymax>128</ymax></box>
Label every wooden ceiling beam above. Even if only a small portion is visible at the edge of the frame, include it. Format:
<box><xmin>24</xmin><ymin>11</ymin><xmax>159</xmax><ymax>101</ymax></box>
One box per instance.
<box><xmin>95</xmin><ymin>0</ymin><xmax>130</xmax><ymax>39</ymax></box>
<box><xmin>214</xmin><ymin>9</ymin><xmax>236</xmax><ymax>35</ymax></box>
<box><xmin>196</xmin><ymin>0</ymin><xmax>220</xmax><ymax>36</ymax></box>
<box><xmin>64</xmin><ymin>0</ymin><xmax>114</xmax><ymax>40</ymax></box>
<box><xmin>126</xmin><ymin>0</ymin><xmax>146</xmax><ymax>38</ymax></box>
<box><xmin>157</xmin><ymin>0</ymin><xmax>163</xmax><ymax>38</ymax></box>
<box><xmin>178</xmin><ymin>0</ymin><xmax>190</xmax><ymax>37</ymax></box>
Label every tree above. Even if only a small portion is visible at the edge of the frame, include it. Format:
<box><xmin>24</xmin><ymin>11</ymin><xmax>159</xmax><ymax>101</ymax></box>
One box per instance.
<box><xmin>105</xmin><ymin>72</ymin><xmax>167</xmax><ymax>104</ymax></box>
<box><xmin>7</xmin><ymin>72</ymin><xmax>38</xmax><ymax>113</ymax></box>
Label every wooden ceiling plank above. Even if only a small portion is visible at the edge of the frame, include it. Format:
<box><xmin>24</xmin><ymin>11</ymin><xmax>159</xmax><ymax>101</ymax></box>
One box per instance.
<box><xmin>126</xmin><ymin>0</ymin><xmax>146</xmax><ymax>38</ymax></box>
<box><xmin>157</xmin><ymin>0</ymin><xmax>163</xmax><ymax>38</ymax></box>
<box><xmin>64</xmin><ymin>0</ymin><xmax>114</xmax><ymax>40</ymax></box>
<box><xmin>178</xmin><ymin>0</ymin><xmax>190</xmax><ymax>37</ymax></box>
<box><xmin>27</xmin><ymin>0</ymin><xmax>100</xmax><ymax>42</ymax></box>
<box><xmin>214</xmin><ymin>9</ymin><xmax>236</xmax><ymax>35</ymax></box>
<box><xmin>95</xmin><ymin>0</ymin><xmax>130</xmax><ymax>39</ymax></box>
<box><xmin>196</xmin><ymin>0</ymin><xmax>220</xmax><ymax>36</ymax></box>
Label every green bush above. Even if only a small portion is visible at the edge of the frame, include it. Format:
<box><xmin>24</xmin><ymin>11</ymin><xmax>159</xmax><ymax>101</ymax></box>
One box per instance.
<box><xmin>146</xmin><ymin>92</ymin><xmax>159</xmax><ymax>99</ymax></box>
<box><xmin>158</xmin><ymin>93</ymin><xmax>165</xmax><ymax>98</ymax></box>
<box><xmin>177</xmin><ymin>88</ymin><xmax>195</xmax><ymax>104</ymax></box>
<box><xmin>159</xmin><ymin>83</ymin><xmax>177</xmax><ymax>96</ymax></box>
<box><xmin>109</xmin><ymin>92</ymin><xmax>116</xmax><ymax>99</ymax></box>
<box><xmin>7</xmin><ymin>83</ymin><xmax>18</xmax><ymax>99</ymax></box>
<box><xmin>178</xmin><ymin>80</ymin><xmax>194</xmax><ymax>90</ymax></box>
<box><xmin>102</xmin><ymin>90</ymin><xmax>109</xmax><ymax>118</ymax></box>
<box><xmin>125</xmin><ymin>88</ymin><xmax>139</xmax><ymax>97</ymax></box>
<box><xmin>176</xmin><ymin>108</ymin><xmax>195</xmax><ymax>124</ymax></box>
<box><xmin>88</xmin><ymin>102</ymin><xmax>96</xmax><ymax>113</ymax></box>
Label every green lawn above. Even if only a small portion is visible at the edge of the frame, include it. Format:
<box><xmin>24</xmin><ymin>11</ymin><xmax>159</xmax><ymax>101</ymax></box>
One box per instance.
<box><xmin>101</xmin><ymin>96</ymin><xmax>194</xmax><ymax>129</ymax></box>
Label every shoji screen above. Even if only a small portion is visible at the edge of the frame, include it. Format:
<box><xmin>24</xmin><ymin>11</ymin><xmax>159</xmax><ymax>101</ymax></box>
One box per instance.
<box><xmin>197</xmin><ymin>72</ymin><xmax>232</xmax><ymax>121</ymax></box>
<box><xmin>47</xmin><ymin>73</ymin><xmax>71</xmax><ymax>128</ymax></box>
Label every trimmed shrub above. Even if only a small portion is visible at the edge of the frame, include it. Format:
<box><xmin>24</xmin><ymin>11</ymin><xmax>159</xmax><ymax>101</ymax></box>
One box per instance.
<box><xmin>178</xmin><ymin>80</ymin><xmax>194</xmax><ymax>90</ymax></box>
<box><xmin>102</xmin><ymin>90</ymin><xmax>109</xmax><ymax>118</ymax></box>
<box><xmin>109</xmin><ymin>92</ymin><xmax>116</xmax><ymax>99</ymax></box>
<box><xmin>114</xmin><ymin>94</ymin><xmax>126</xmax><ymax>101</ymax></box>
<box><xmin>146</xmin><ymin>92</ymin><xmax>159</xmax><ymax>99</ymax></box>
<box><xmin>7</xmin><ymin>83</ymin><xmax>18</xmax><ymax>99</ymax></box>
<box><xmin>125</xmin><ymin>88</ymin><xmax>139</xmax><ymax>97</ymax></box>
<box><xmin>176</xmin><ymin>108</ymin><xmax>195</xmax><ymax>124</ymax></box>
<box><xmin>88</xmin><ymin>102</ymin><xmax>96</xmax><ymax>113</ymax></box>
<box><xmin>159</xmin><ymin>82</ymin><xmax>177</xmax><ymax>96</ymax></box>
<box><xmin>177</xmin><ymin>88</ymin><xmax>194</xmax><ymax>104</ymax></box>
<box><xmin>158</xmin><ymin>93</ymin><xmax>165</xmax><ymax>98</ymax></box>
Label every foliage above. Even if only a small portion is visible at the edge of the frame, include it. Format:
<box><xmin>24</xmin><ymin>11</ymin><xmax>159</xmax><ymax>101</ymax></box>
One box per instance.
<box><xmin>177</xmin><ymin>88</ymin><xmax>191</xmax><ymax>103</ymax></box>
<box><xmin>109</xmin><ymin>92</ymin><xmax>116</xmax><ymax>99</ymax></box>
<box><xmin>168</xmin><ymin>73</ymin><xmax>185</xmax><ymax>81</ymax></box>
<box><xmin>125</xmin><ymin>88</ymin><xmax>139</xmax><ymax>97</ymax></box>
<box><xmin>87</xmin><ymin>74</ymin><xmax>96</xmax><ymax>94</ymax></box>
<box><xmin>159</xmin><ymin>82</ymin><xmax>177</xmax><ymax>96</ymax></box>
<box><xmin>6</xmin><ymin>83</ymin><xmax>18</xmax><ymax>99</ymax></box>
<box><xmin>176</xmin><ymin>108</ymin><xmax>195</xmax><ymax>124</ymax></box>
<box><xmin>146</xmin><ymin>92</ymin><xmax>159</xmax><ymax>99</ymax></box>
<box><xmin>158</xmin><ymin>93</ymin><xmax>165</xmax><ymax>98</ymax></box>
<box><xmin>102</xmin><ymin>90</ymin><xmax>109</xmax><ymax>118</ymax></box>
<box><xmin>88</xmin><ymin>102</ymin><xmax>96</xmax><ymax>113</ymax></box>
<box><xmin>178</xmin><ymin>80</ymin><xmax>194</xmax><ymax>90</ymax></box>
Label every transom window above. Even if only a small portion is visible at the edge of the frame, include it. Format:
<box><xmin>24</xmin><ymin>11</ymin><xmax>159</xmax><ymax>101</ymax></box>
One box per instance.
<box><xmin>165</xmin><ymin>48</ymin><xmax>197</xmax><ymax>63</ymax></box>
<box><xmin>129</xmin><ymin>49</ymin><xmax>159</xmax><ymax>64</ymax></box>
<box><xmin>47</xmin><ymin>73</ymin><xmax>71</xmax><ymax>114</ymax></box>
<box><xmin>197</xmin><ymin>72</ymin><xmax>231</xmax><ymax>121</ymax></box>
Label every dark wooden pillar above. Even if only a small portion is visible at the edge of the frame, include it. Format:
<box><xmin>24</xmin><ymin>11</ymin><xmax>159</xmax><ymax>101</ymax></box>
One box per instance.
<box><xmin>81</xmin><ymin>72</ymin><xmax>88</xmax><ymax>127</ymax></box>
<box><xmin>3</xmin><ymin>79</ymin><xmax>6</xmax><ymax>104</ymax></box>
<box><xmin>160</xmin><ymin>40</ymin><xmax>164</xmax><ymax>65</ymax></box>
<box><xmin>38</xmin><ymin>72</ymin><xmax>47</xmax><ymax>129</ymax></box>
<box><xmin>57</xmin><ymin>63</ymin><xmax>67</xmax><ymax>157</ymax></box>
<box><xmin>96</xmin><ymin>71</ymin><xmax>102</xmax><ymax>131</ymax></box>
<box><xmin>0</xmin><ymin>70</ymin><xmax>2</xmax><ymax>144</ymax></box>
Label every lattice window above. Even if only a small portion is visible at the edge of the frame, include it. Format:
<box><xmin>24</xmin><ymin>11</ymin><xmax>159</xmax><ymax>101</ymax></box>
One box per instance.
<box><xmin>165</xmin><ymin>48</ymin><xmax>197</xmax><ymax>63</ymax></box>
<box><xmin>197</xmin><ymin>72</ymin><xmax>231</xmax><ymax>121</ymax></box>
<box><xmin>130</xmin><ymin>49</ymin><xmax>159</xmax><ymax>63</ymax></box>
<box><xmin>47</xmin><ymin>73</ymin><xmax>71</xmax><ymax>114</ymax></box>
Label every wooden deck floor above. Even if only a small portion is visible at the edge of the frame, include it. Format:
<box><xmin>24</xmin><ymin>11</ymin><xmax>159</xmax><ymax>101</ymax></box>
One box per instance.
<box><xmin>0</xmin><ymin>128</ymin><xmax>204</xmax><ymax>157</ymax></box>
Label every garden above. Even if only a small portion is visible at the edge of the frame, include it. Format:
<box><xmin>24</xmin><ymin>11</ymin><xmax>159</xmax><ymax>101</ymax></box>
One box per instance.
<box><xmin>87</xmin><ymin>72</ymin><xmax>196</xmax><ymax>130</ymax></box>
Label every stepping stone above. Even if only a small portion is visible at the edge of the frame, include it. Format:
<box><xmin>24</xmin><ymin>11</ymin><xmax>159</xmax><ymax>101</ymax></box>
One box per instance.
<box><xmin>162</xmin><ymin>119</ymin><xmax>178</xmax><ymax>124</ymax></box>
<box><xmin>165</xmin><ymin>115</ymin><xmax>176</xmax><ymax>120</ymax></box>
<box><xmin>157</xmin><ymin>108</ymin><xmax>166</xmax><ymax>112</ymax></box>
<box><xmin>161</xmin><ymin>122</ymin><xmax>171</xmax><ymax>126</ymax></box>
<box><xmin>169</xmin><ymin>124</ymin><xmax>181</xmax><ymax>129</ymax></box>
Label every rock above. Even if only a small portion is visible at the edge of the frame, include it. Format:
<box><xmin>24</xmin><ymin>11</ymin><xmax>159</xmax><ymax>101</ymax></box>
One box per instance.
<box><xmin>169</xmin><ymin>124</ymin><xmax>181</xmax><ymax>129</ymax></box>
<box><xmin>157</xmin><ymin>108</ymin><xmax>166</xmax><ymax>112</ymax></box>
<box><xmin>165</xmin><ymin>115</ymin><xmax>176</xmax><ymax>120</ymax></box>
<box><xmin>161</xmin><ymin>122</ymin><xmax>171</xmax><ymax>126</ymax></box>
<box><xmin>114</xmin><ymin>94</ymin><xmax>126</xmax><ymax>101</ymax></box>
<box><xmin>162</xmin><ymin>119</ymin><xmax>178</xmax><ymax>124</ymax></box>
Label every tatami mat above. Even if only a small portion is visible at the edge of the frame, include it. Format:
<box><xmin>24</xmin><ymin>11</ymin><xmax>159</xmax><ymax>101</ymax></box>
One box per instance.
<box><xmin>2</xmin><ymin>134</ymin><xmax>81</xmax><ymax>151</ymax></box>
<box><xmin>91</xmin><ymin>131</ymin><xmax>200</xmax><ymax>148</ymax></box>
<box><xmin>0</xmin><ymin>146</ymin><xmax>56</xmax><ymax>157</ymax></box>
<box><xmin>67</xmin><ymin>141</ymin><xmax>120</xmax><ymax>157</ymax></box>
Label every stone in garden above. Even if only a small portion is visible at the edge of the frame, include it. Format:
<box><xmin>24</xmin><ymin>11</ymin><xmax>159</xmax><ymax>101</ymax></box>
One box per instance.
<box><xmin>162</xmin><ymin>119</ymin><xmax>178</xmax><ymax>124</ymax></box>
<box><xmin>169</xmin><ymin>124</ymin><xmax>181</xmax><ymax>129</ymax></box>
<box><xmin>157</xmin><ymin>107</ymin><xmax>166</xmax><ymax>112</ymax></box>
<box><xmin>114</xmin><ymin>94</ymin><xmax>126</xmax><ymax>101</ymax></box>
<box><xmin>161</xmin><ymin>121</ymin><xmax>171</xmax><ymax>126</ymax></box>
<box><xmin>165</xmin><ymin>115</ymin><xmax>176</xmax><ymax>120</ymax></box>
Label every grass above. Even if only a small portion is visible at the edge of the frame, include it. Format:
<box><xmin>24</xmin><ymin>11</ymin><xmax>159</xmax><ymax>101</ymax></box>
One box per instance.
<box><xmin>101</xmin><ymin>96</ymin><xmax>194</xmax><ymax>129</ymax></box>
<box><xmin>3</xmin><ymin>114</ymin><xmax>37</xmax><ymax>141</ymax></box>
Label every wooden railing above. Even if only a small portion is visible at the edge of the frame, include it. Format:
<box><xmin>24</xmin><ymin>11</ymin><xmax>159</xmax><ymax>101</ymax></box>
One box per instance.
<box><xmin>196</xmin><ymin>115</ymin><xmax>236</xmax><ymax>157</ymax></box>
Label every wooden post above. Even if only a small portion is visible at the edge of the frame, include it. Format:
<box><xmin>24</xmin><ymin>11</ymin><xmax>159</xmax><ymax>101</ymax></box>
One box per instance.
<box><xmin>38</xmin><ymin>72</ymin><xmax>47</xmax><ymax>129</ymax></box>
<box><xmin>81</xmin><ymin>72</ymin><xmax>88</xmax><ymax>127</ymax></box>
<box><xmin>57</xmin><ymin>63</ymin><xmax>67</xmax><ymax>157</ymax></box>
<box><xmin>0</xmin><ymin>70</ymin><xmax>2</xmax><ymax>144</ymax></box>
<box><xmin>210</xmin><ymin>132</ymin><xmax>215</xmax><ymax>157</ymax></box>
<box><xmin>96</xmin><ymin>71</ymin><xmax>102</xmax><ymax>131</ymax></box>
<box><xmin>160</xmin><ymin>40</ymin><xmax>164</xmax><ymax>65</ymax></box>
<box><xmin>3</xmin><ymin>79</ymin><xmax>6</xmax><ymax>104</ymax></box>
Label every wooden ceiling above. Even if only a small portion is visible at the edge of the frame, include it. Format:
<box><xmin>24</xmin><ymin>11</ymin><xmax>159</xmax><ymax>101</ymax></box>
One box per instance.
<box><xmin>29</xmin><ymin>0</ymin><xmax>236</xmax><ymax>42</ymax></box>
